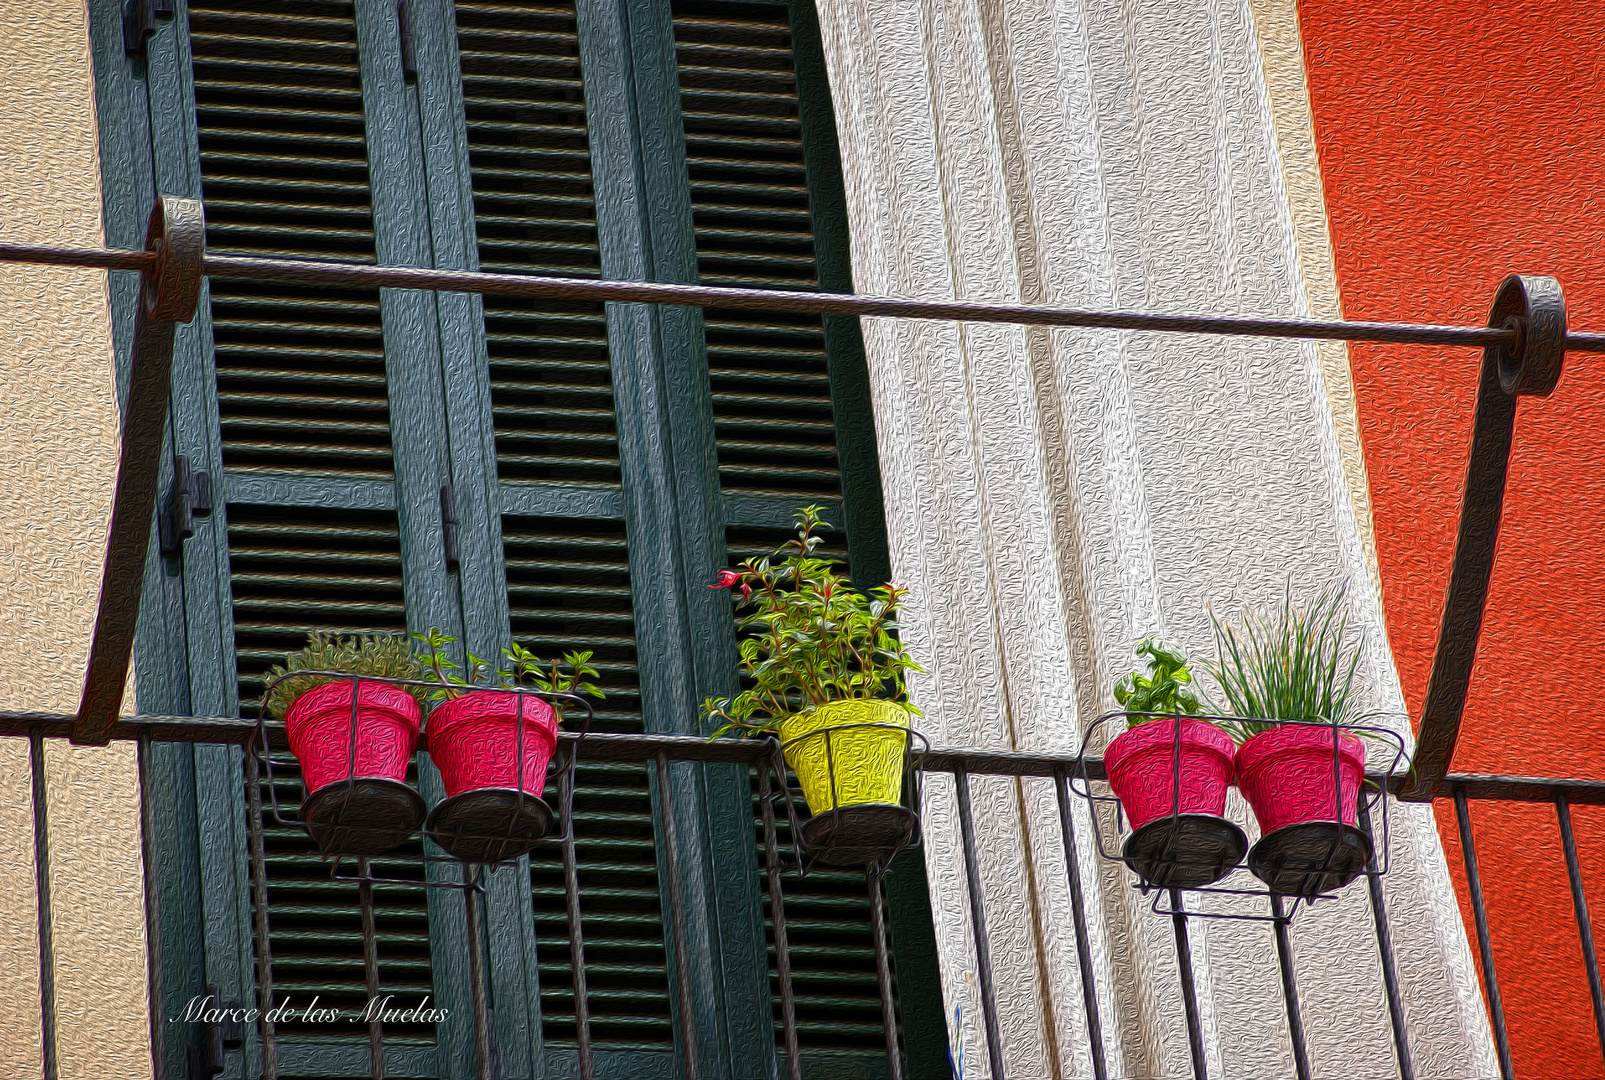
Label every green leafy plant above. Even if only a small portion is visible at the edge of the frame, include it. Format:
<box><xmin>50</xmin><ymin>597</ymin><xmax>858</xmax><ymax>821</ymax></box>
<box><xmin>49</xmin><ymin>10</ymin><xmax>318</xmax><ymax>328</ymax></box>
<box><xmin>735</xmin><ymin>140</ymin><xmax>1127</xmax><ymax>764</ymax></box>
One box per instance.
<box><xmin>501</xmin><ymin>641</ymin><xmax>604</xmax><ymax>723</ymax></box>
<box><xmin>262</xmin><ymin>631</ymin><xmax>432</xmax><ymax>720</ymax></box>
<box><xmin>411</xmin><ymin>628</ymin><xmax>604</xmax><ymax>722</ymax></box>
<box><xmin>702</xmin><ymin>506</ymin><xmax>924</xmax><ymax>738</ymax></box>
<box><xmin>1112</xmin><ymin>636</ymin><xmax>1204</xmax><ymax>729</ymax></box>
<box><xmin>1207</xmin><ymin>581</ymin><xmax>1363</xmax><ymax>744</ymax></box>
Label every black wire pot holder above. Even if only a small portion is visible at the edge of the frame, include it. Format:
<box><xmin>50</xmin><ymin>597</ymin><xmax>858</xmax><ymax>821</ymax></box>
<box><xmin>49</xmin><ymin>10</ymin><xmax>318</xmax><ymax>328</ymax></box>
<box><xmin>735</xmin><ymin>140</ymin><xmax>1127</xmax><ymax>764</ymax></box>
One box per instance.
<box><xmin>252</xmin><ymin>671</ymin><xmax>594</xmax><ymax>873</ymax></box>
<box><xmin>1072</xmin><ymin>711</ymin><xmax>1407</xmax><ymax>921</ymax></box>
<box><xmin>777</xmin><ymin>721</ymin><xmax>931</xmax><ymax>873</ymax></box>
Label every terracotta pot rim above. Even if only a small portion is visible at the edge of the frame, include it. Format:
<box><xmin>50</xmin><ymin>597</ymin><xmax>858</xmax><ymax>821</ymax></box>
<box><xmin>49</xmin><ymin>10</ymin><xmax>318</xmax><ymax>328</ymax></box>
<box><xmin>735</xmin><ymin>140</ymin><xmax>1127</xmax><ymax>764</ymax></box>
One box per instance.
<box><xmin>427</xmin><ymin>689</ymin><xmax>558</xmax><ymax>738</ymax></box>
<box><xmin>1104</xmin><ymin>716</ymin><xmax>1234</xmax><ymax>775</ymax></box>
<box><xmin>1235</xmin><ymin>722</ymin><xmax>1366</xmax><ymax>774</ymax></box>
<box><xmin>285</xmin><ymin>679</ymin><xmax>422</xmax><ymax>737</ymax></box>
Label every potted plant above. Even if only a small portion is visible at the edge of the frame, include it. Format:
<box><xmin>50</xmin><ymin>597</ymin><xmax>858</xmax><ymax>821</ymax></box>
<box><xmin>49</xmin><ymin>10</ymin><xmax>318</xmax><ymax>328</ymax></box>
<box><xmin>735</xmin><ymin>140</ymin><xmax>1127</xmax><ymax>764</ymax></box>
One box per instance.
<box><xmin>703</xmin><ymin>507</ymin><xmax>923</xmax><ymax>861</ymax></box>
<box><xmin>263</xmin><ymin>631</ymin><xmax>434</xmax><ymax>856</ymax></box>
<box><xmin>1105</xmin><ymin>637</ymin><xmax>1243</xmax><ymax>888</ymax></box>
<box><xmin>416</xmin><ymin>628</ymin><xmax>603</xmax><ymax>862</ymax></box>
<box><xmin>1209</xmin><ymin>583</ymin><xmax>1370</xmax><ymax>897</ymax></box>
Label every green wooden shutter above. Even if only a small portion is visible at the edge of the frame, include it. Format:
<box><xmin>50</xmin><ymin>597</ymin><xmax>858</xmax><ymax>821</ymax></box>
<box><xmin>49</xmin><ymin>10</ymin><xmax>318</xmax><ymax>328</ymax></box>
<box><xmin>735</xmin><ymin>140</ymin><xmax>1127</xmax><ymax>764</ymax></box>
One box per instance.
<box><xmin>448</xmin><ymin>3</ymin><xmax>680</xmax><ymax>1072</ymax></box>
<box><xmin>94</xmin><ymin>0</ymin><xmax>504</xmax><ymax>1075</ymax></box>
<box><xmin>673</xmin><ymin>4</ymin><xmax>949</xmax><ymax>1077</ymax></box>
<box><xmin>451</xmin><ymin>0</ymin><xmax>676</xmax><ymax>1059</ymax></box>
<box><xmin>184</xmin><ymin>5</ymin><xmax>450</xmax><ymax>1078</ymax></box>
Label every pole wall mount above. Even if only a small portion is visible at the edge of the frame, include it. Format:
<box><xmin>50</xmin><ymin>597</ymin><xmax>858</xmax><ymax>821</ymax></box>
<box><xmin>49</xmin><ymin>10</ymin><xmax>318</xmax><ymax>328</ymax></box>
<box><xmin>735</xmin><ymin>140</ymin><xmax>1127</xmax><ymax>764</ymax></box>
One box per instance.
<box><xmin>1400</xmin><ymin>275</ymin><xmax>1566</xmax><ymax>800</ymax></box>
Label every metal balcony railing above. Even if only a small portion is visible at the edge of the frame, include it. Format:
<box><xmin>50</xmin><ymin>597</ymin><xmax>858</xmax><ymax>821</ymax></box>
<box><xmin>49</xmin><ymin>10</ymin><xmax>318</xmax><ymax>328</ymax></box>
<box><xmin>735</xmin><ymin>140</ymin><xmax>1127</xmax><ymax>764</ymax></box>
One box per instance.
<box><xmin>10</xmin><ymin>710</ymin><xmax>1605</xmax><ymax>1080</ymax></box>
<box><xmin>5</xmin><ymin>196</ymin><xmax>1605</xmax><ymax>1080</ymax></box>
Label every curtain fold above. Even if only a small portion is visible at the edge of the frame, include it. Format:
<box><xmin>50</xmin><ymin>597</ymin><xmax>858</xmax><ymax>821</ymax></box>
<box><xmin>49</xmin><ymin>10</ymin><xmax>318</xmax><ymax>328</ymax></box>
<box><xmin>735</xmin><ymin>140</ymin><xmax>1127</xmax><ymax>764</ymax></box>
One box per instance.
<box><xmin>811</xmin><ymin>0</ymin><xmax>1497</xmax><ymax>1074</ymax></box>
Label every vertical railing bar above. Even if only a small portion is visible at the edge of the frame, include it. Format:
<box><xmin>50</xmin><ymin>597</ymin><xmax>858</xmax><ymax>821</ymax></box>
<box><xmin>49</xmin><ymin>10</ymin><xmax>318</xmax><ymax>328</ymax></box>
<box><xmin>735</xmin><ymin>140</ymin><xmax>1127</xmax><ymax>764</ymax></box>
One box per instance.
<box><xmin>464</xmin><ymin>867</ymin><xmax>495</xmax><ymax>1080</ymax></box>
<box><xmin>867</xmin><ymin>865</ymin><xmax>905</xmax><ymax>1080</ymax></box>
<box><xmin>952</xmin><ymin>769</ymin><xmax>1007</xmax><ymax>1080</ymax></box>
<box><xmin>655</xmin><ymin>751</ymin><xmax>702</xmax><ymax>1080</ymax></box>
<box><xmin>561</xmin><ymin>789</ymin><xmax>594</xmax><ymax>1080</ymax></box>
<box><xmin>1168</xmin><ymin>888</ymin><xmax>1207</xmax><ymax>1080</ymax></box>
<box><xmin>358</xmin><ymin>858</ymin><xmax>384</xmax><ymax>1080</ymax></box>
<box><xmin>1455</xmin><ymin>786</ymin><xmax>1515</xmax><ymax>1080</ymax></box>
<box><xmin>31</xmin><ymin>729</ymin><xmax>59</xmax><ymax>1080</ymax></box>
<box><xmin>1357</xmin><ymin>796</ymin><xmax>1413</xmax><ymax>1080</ymax></box>
<box><xmin>1555</xmin><ymin>789</ymin><xmax>1605</xmax><ymax>1066</ymax></box>
<box><xmin>760</xmin><ymin>754</ymin><xmax>802</xmax><ymax>1080</ymax></box>
<box><xmin>138</xmin><ymin>733</ymin><xmax>168</xmax><ymax>1080</ymax></box>
<box><xmin>1270</xmin><ymin>893</ymin><xmax>1311</xmax><ymax>1080</ymax></box>
<box><xmin>1052</xmin><ymin>767</ymin><xmax>1109</xmax><ymax>1080</ymax></box>
<box><xmin>244</xmin><ymin>748</ymin><xmax>278</xmax><ymax>1080</ymax></box>
<box><xmin>1354</xmin><ymin>795</ymin><xmax>1418</xmax><ymax>1071</ymax></box>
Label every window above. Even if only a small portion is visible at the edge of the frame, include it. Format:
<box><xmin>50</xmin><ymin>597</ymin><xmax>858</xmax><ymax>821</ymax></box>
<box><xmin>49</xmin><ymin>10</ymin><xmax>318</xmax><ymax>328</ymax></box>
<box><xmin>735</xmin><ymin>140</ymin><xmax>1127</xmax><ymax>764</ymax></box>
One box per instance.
<box><xmin>90</xmin><ymin>0</ymin><xmax>946</xmax><ymax>1076</ymax></box>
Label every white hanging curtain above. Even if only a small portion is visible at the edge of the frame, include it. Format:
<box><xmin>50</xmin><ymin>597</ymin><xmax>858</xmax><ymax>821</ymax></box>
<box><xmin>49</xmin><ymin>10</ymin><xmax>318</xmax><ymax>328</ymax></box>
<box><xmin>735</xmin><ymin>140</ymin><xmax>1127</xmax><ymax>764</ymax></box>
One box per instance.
<box><xmin>810</xmin><ymin>0</ymin><xmax>1498</xmax><ymax>1073</ymax></box>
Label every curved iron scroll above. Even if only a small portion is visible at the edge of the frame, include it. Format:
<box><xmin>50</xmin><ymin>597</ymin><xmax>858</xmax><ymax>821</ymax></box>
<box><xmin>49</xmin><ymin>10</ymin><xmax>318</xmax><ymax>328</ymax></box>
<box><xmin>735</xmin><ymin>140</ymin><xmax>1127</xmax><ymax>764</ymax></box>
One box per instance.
<box><xmin>1399</xmin><ymin>275</ymin><xmax>1567</xmax><ymax>800</ymax></box>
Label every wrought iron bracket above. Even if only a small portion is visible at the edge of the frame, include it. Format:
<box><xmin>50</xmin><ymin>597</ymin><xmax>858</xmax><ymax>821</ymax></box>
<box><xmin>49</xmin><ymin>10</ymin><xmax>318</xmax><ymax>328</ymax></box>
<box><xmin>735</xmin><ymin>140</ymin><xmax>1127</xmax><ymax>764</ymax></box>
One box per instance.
<box><xmin>1399</xmin><ymin>275</ymin><xmax>1567</xmax><ymax>800</ymax></box>
<box><xmin>74</xmin><ymin>196</ymin><xmax>204</xmax><ymax>745</ymax></box>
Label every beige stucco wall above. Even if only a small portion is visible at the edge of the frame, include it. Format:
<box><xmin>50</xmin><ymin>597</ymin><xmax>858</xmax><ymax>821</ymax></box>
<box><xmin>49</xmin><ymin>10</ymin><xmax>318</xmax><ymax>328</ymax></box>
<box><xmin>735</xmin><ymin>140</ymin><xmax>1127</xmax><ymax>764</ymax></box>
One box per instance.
<box><xmin>0</xmin><ymin>1</ymin><xmax>153</xmax><ymax>1077</ymax></box>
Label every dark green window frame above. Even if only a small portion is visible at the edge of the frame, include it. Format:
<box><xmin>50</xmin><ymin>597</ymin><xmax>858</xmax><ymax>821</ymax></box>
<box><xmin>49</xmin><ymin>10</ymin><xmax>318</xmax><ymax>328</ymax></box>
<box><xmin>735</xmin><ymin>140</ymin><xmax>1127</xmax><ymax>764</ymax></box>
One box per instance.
<box><xmin>88</xmin><ymin>1</ymin><xmax>945</xmax><ymax>1077</ymax></box>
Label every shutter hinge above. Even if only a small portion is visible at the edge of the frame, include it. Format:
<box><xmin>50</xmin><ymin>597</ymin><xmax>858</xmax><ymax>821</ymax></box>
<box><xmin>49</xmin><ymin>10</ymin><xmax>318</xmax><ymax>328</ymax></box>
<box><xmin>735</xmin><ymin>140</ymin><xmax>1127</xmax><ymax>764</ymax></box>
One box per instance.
<box><xmin>397</xmin><ymin>0</ymin><xmax>418</xmax><ymax>81</ymax></box>
<box><xmin>123</xmin><ymin>0</ymin><xmax>174</xmax><ymax>59</ymax></box>
<box><xmin>186</xmin><ymin>985</ymin><xmax>244</xmax><ymax>1080</ymax></box>
<box><xmin>440</xmin><ymin>483</ymin><xmax>460</xmax><ymax>571</ymax></box>
<box><xmin>159</xmin><ymin>455</ymin><xmax>214</xmax><ymax>558</ymax></box>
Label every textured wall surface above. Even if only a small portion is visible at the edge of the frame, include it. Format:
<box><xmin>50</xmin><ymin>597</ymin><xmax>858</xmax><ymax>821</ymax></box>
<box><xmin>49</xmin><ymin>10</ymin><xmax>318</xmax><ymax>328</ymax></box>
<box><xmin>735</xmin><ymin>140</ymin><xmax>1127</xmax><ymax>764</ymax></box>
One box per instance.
<box><xmin>813</xmin><ymin>0</ymin><xmax>1497</xmax><ymax>1074</ymax></box>
<box><xmin>1299</xmin><ymin>1</ymin><xmax>1605</xmax><ymax>1075</ymax></box>
<box><xmin>0</xmin><ymin>0</ymin><xmax>152</xmax><ymax>1076</ymax></box>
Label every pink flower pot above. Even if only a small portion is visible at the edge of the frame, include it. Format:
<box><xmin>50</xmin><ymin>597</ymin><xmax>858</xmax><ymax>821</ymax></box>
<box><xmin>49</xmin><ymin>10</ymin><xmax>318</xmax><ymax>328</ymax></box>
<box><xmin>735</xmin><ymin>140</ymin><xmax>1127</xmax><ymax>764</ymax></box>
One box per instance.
<box><xmin>1105</xmin><ymin>717</ymin><xmax>1236</xmax><ymax>830</ymax></box>
<box><xmin>426</xmin><ymin>691</ymin><xmax>558</xmax><ymax>799</ymax></box>
<box><xmin>1235</xmin><ymin>724</ymin><xmax>1366</xmax><ymax>835</ymax></box>
<box><xmin>285</xmin><ymin>681</ymin><xmax>422</xmax><ymax>794</ymax></box>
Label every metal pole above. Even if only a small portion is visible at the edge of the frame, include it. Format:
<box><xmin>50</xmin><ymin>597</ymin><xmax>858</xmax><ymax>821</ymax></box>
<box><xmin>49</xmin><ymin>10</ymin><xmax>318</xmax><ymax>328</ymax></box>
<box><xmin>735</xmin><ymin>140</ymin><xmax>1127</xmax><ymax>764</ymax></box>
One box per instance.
<box><xmin>1358</xmin><ymin>797</ymin><xmax>1415</xmax><ymax>1080</ymax></box>
<box><xmin>358</xmin><ymin>859</ymin><xmax>385</xmax><ymax>1080</ymax></box>
<box><xmin>1556</xmin><ymin>789</ymin><xmax>1605</xmax><ymax>1067</ymax></box>
<box><xmin>244</xmin><ymin>749</ymin><xmax>278</xmax><ymax>1080</ymax></box>
<box><xmin>72</xmin><ymin>198</ymin><xmax>204</xmax><ymax>745</ymax></box>
<box><xmin>138</xmin><ymin>733</ymin><xmax>168</xmax><ymax>1080</ymax></box>
<box><xmin>655</xmin><ymin>752</ymin><xmax>702</xmax><ymax>1080</ymax></box>
<box><xmin>464</xmin><ymin>868</ymin><xmax>495</xmax><ymax>1080</ymax></box>
<box><xmin>1169</xmin><ymin>888</ymin><xmax>1207</xmax><ymax>1080</ymax></box>
<box><xmin>1052</xmin><ymin>768</ymin><xmax>1108</xmax><ymax>1080</ymax></box>
<box><xmin>1402</xmin><ymin>276</ymin><xmax>1567</xmax><ymax>800</ymax></box>
<box><xmin>1454</xmin><ymin>787</ymin><xmax>1515</xmax><ymax>1079</ymax></box>
<box><xmin>952</xmin><ymin>770</ymin><xmax>1006</xmax><ymax>1080</ymax></box>
<box><xmin>561</xmin><ymin>804</ymin><xmax>594</xmax><ymax>1080</ymax></box>
<box><xmin>760</xmin><ymin>756</ymin><xmax>802</xmax><ymax>1080</ymax></box>
<box><xmin>31</xmin><ymin>729</ymin><xmax>59</xmax><ymax>1080</ymax></box>
<box><xmin>15</xmin><ymin>238</ymin><xmax>1605</xmax><ymax>352</ymax></box>
<box><xmin>1270</xmin><ymin>894</ymin><xmax>1311</xmax><ymax>1080</ymax></box>
<box><xmin>867</xmin><ymin>866</ymin><xmax>904</xmax><ymax>1080</ymax></box>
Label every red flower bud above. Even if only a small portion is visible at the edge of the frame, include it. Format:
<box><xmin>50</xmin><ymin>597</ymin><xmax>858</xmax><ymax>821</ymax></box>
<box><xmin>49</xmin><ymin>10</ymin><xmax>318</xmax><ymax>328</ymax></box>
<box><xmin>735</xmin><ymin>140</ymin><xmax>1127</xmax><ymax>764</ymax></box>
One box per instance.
<box><xmin>712</xmin><ymin>569</ymin><xmax>743</xmax><ymax>590</ymax></box>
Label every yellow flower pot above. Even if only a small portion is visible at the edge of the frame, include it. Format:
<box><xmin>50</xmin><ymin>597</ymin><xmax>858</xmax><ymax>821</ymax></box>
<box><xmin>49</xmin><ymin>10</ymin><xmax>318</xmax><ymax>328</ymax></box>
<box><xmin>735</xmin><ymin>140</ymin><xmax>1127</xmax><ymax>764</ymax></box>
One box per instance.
<box><xmin>778</xmin><ymin>701</ymin><xmax>912</xmax><ymax>816</ymax></box>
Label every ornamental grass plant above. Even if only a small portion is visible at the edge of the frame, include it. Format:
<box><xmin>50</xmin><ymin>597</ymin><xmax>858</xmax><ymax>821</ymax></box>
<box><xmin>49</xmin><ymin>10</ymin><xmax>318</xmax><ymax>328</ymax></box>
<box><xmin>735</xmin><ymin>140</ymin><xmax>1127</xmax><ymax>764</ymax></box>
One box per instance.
<box><xmin>1206</xmin><ymin>581</ymin><xmax>1363</xmax><ymax>744</ymax></box>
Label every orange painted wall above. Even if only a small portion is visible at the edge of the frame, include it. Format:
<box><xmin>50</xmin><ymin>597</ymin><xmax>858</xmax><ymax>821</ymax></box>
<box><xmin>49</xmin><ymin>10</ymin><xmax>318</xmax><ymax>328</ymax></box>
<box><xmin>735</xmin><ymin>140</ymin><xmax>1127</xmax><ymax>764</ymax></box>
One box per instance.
<box><xmin>1297</xmin><ymin>1</ymin><xmax>1605</xmax><ymax>1073</ymax></box>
